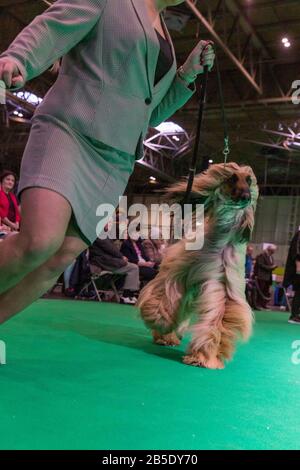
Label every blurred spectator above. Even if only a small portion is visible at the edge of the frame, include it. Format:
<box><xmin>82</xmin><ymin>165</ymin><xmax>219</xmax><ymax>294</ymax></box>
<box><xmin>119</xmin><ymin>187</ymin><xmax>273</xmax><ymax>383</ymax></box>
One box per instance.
<box><xmin>90</xmin><ymin>237</ymin><xmax>140</xmax><ymax>305</ymax></box>
<box><xmin>63</xmin><ymin>259</ymin><xmax>77</xmax><ymax>297</ymax></box>
<box><xmin>0</xmin><ymin>216</ymin><xmax>10</xmax><ymax>239</ymax></box>
<box><xmin>245</xmin><ymin>244</ymin><xmax>258</xmax><ymax>310</ymax></box>
<box><xmin>254</xmin><ymin>244</ymin><xmax>277</xmax><ymax>309</ymax></box>
<box><xmin>245</xmin><ymin>244</ymin><xmax>254</xmax><ymax>279</ymax></box>
<box><xmin>0</xmin><ymin>170</ymin><xmax>21</xmax><ymax>232</ymax></box>
<box><xmin>68</xmin><ymin>250</ymin><xmax>91</xmax><ymax>297</ymax></box>
<box><xmin>142</xmin><ymin>226</ymin><xmax>166</xmax><ymax>266</ymax></box>
<box><xmin>283</xmin><ymin>228</ymin><xmax>300</xmax><ymax>324</ymax></box>
<box><xmin>121</xmin><ymin>233</ymin><xmax>158</xmax><ymax>283</ymax></box>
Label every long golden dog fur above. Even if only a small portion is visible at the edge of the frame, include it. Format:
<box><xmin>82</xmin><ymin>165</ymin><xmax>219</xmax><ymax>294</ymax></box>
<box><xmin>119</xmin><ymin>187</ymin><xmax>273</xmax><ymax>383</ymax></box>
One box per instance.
<box><xmin>137</xmin><ymin>162</ymin><xmax>259</xmax><ymax>369</ymax></box>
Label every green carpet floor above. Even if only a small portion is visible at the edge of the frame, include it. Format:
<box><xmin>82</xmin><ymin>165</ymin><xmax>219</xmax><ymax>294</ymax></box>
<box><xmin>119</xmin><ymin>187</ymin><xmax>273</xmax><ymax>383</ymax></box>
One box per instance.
<box><xmin>0</xmin><ymin>299</ymin><xmax>299</xmax><ymax>450</ymax></box>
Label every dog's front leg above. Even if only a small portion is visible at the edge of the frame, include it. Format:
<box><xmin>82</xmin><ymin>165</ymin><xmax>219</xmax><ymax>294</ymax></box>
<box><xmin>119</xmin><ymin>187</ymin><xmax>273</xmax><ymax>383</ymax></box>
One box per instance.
<box><xmin>152</xmin><ymin>330</ymin><xmax>181</xmax><ymax>346</ymax></box>
<box><xmin>183</xmin><ymin>279</ymin><xmax>226</xmax><ymax>369</ymax></box>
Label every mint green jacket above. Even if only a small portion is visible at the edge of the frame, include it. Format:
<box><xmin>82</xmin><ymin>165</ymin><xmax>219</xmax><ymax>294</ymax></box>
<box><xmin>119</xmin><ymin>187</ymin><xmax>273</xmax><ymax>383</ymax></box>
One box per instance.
<box><xmin>0</xmin><ymin>0</ymin><xmax>196</xmax><ymax>159</ymax></box>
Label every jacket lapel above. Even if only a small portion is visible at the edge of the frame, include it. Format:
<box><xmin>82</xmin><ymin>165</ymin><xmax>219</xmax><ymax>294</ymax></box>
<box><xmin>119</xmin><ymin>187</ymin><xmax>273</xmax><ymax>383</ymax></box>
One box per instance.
<box><xmin>153</xmin><ymin>12</ymin><xmax>177</xmax><ymax>89</ymax></box>
<box><xmin>130</xmin><ymin>0</ymin><xmax>159</xmax><ymax>95</ymax></box>
<box><xmin>130</xmin><ymin>0</ymin><xmax>176</xmax><ymax>94</ymax></box>
<box><xmin>160</xmin><ymin>13</ymin><xmax>176</xmax><ymax>67</ymax></box>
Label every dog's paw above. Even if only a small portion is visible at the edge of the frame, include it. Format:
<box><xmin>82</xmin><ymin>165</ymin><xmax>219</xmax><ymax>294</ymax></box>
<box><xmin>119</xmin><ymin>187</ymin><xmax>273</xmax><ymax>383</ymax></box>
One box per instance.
<box><xmin>183</xmin><ymin>352</ymin><xmax>224</xmax><ymax>369</ymax></box>
<box><xmin>152</xmin><ymin>331</ymin><xmax>181</xmax><ymax>347</ymax></box>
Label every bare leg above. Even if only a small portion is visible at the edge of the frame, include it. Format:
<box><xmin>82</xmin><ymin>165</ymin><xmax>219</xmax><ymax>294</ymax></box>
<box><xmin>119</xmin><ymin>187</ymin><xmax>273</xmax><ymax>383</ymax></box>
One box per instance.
<box><xmin>0</xmin><ymin>188</ymin><xmax>72</xmax><ymax>295</ymax></box>
<box><xmin>0</xmin><ymin>219</ymin><xmax>88</xmax><ymax>325</ymax></box>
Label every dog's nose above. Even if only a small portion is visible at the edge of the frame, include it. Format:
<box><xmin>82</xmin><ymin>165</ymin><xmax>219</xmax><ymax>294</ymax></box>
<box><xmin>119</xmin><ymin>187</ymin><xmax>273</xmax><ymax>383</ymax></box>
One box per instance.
<box><xmin>240</xmin><ymin>191</ymin><xmax>251</xmax><ymax>201</ymax></box>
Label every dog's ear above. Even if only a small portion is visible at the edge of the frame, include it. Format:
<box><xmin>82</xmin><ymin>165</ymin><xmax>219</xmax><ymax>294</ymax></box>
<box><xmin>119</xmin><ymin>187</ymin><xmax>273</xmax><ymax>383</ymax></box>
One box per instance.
<box><xmin>239</xmin><ymin>225</ymin><xmax>251</xmax><ymax>243</ymax></box>
<box><xmin>161</xmin><ymin>179</ymin><xmax>209</xmax><ymax>207</ymax></box>
<box><xmin>163</xmin><ymin>189</ymin><xmax>209</xmax><ymax>214</ymax></box>
<box><xmin>161</xmin><ymin>179</ymin><xmax>189</xmax><ymax>204</ymax></box>
<box><xmin>237</xmin><ymin>206</ymin><xmax>255</xmax><ymax>243</ymax></box>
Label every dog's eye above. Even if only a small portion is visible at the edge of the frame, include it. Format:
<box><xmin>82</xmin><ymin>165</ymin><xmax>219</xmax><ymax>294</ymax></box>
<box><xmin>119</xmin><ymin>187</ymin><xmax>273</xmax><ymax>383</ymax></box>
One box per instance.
<box><xmin>227</xmin><ymin>174</ymin><xmax>238</xmax><ymax>184</ymax></box>
<box><xmin>246</xmin><ymin>176</ymin><xmax>252</xmax><ymax>185</ymax></box>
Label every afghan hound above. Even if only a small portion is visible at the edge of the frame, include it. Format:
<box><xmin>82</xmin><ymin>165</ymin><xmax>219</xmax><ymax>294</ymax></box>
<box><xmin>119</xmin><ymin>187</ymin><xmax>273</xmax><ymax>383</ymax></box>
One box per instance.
<box><xmin>137</xmin><ymin>162</ymin><xmax>259</xmax><ymax>369</ymax></box>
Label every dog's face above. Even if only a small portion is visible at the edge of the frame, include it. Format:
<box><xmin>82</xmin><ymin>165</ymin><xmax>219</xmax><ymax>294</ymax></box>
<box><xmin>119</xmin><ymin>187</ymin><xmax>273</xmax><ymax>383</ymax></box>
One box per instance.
<box><xmin>221</xmin><ymin>171</ymin><xmax>252</xmax><ymax>203</ymax></box>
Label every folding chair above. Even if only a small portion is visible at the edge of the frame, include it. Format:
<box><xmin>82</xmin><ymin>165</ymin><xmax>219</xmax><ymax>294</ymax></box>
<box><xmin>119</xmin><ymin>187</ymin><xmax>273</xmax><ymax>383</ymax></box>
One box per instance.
<box><xmin>77</xmin><ymin>263</ymin><xmax>126</xmax><ymax>303</ymax></box>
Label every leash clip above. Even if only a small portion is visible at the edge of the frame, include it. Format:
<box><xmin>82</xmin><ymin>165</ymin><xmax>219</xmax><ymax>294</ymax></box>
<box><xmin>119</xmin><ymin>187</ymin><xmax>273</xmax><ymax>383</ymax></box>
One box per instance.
<box><xmin>223</xmin><ymin>136</ymin><xmax>230</xmax><ymax>164</ymax></box>
<box><xmin>223</xmin><ymin>136</ymin><xmax>230</xmax><ymax>156</ymax></box>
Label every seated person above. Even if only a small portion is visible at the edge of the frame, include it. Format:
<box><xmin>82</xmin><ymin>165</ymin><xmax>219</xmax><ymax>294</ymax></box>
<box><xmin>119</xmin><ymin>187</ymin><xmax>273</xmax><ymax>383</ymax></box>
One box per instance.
<box><xmin>121</xmin><ymin>234</ymin><xmax>158</xmax><ymax>283</ymax></box>
<box><xmin>0</xmin><ymin>216</ymin><xmax>9</xmax><ymax>236</ymax></box>
<box><xmin>90</xmin><ymin>237</ymin><xmax>140</xmax><ymax>305</ymax></box>
<box><xmin>63</xmin><ymin>259</ymin><xmax>77</xmax><ymax>297</ymax></box>
<box><xmin>0</xmin><ymin>170</ymin><xmax>21</xmax><ymax>232</ymax></box>
<box><xmin>142</xmin><ymin>226</ymin><xmax>166</xmax><ymax>267</ymax></box>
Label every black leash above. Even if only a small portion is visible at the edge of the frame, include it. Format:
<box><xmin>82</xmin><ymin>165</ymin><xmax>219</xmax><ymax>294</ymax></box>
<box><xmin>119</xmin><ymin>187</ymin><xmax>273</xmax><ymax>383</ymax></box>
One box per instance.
<box><xmin>215</xmin><ymin>51</ymin><xmax>230</xmax><ymax>165</ymax></box>
<box><xmin>183</xmin><ymin>46</ymin><xmax>230</xmax><ymax>206</ymax></box>
<box><xmin>183</xmin><ymin>63</ymin><xmax>209</xmax><ymax>205</ymax></box>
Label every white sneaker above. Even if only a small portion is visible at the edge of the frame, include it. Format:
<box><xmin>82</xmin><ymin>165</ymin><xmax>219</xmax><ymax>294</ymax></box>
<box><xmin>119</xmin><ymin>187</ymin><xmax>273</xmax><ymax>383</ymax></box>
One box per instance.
<box><xmin>120</xmin><ymin>296</ymin><xmax>136</xmax><ymax>305</ymax></box>
<box><xmin>288</xmin><ymin>316</ymin><xmax>300</xmax><ymax>324</ymax></box>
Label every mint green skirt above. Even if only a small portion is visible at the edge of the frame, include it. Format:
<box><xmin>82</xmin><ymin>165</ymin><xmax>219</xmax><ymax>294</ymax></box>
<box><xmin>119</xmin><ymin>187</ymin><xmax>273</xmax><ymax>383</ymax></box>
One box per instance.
<box><xmin>17</xmin><ymin>115</ymin><xmax>136</xmax><ymax>245</ymax></box>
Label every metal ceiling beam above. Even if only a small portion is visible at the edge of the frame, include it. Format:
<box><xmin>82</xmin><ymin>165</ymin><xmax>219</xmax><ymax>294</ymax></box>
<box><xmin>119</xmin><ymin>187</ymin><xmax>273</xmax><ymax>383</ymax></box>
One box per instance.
<box><xmin>224</xmin><ymin>0</ymin><xmax>271</xmax><ymax>58</ymax></box>
<box><xmin>263</xmin><ymin>129</ymin><xmax>300</xmax><ymax>140</ymax></box>
<box><xmin>243</xmin><ymin>139</ymin><xmax>298</xmax><ymax>152</ymax></box>
<box><xmin>243</xmin><ymin>0</ymin><xmax>299</xmax><ymax>8</ymax></box>
<box><xmin>261</xmin><ymin>184</ymin><xmax>300</xmax><ymax>188</ymax></box>
<box><xmin>0</xmin><ymin>0</ymin><xmax>28</xmax><ymax>6</ymax></box>
<box><xmin>249</xmin><ymin>19</ymin><xmax>300</xmax><ymax>33</ymax></box>
<box><xmin>184</xmin><ymin>95</ymin><xmax>295</xmax><ymax>111</ymax></box>
<box><xmin>41</xmin><ymin>0</ymin><xmax>52</xmax><ymax>6</ymax></box>
<box><xmin>6</xmin><ymin>91</ymin><xmax>35</xmax><ymax>113</ymax></box>
<box><xmin>136</xmin><ymin>160</ymin><xmax>176</xmax><ymax>183</ymax></box>
<box><xmin>185</xmin><ymin>0</ymin><xmax>263</xmax><ymax>94</ymax></box>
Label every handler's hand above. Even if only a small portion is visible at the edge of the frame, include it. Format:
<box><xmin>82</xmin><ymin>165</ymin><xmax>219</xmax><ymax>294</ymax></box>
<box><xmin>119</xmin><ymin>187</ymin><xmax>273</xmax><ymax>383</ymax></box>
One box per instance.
<box><xmin>180</xmin><ymin>40</ymin><xmax>215</xmax><ymax>84</ymax></box>
<box><xmin>0</xmin><ymin>58</ymin><xmax>25</xmax><ymax>89</ymax></box>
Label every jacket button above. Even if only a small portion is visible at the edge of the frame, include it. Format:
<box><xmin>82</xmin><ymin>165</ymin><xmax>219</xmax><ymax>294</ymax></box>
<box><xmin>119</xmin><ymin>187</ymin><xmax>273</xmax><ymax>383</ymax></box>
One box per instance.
<box><xmin>145</xmin><ymin>97</ymin><xmax>152</xmax><ymax>105</ymax></box>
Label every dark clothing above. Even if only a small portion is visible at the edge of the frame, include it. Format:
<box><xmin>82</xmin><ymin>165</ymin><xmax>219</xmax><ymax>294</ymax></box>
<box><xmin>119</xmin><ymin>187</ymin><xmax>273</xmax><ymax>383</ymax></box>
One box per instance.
<box><xmin>245</xmin><ymin>278</ymin><xmax>258</xmax><ymax>310</ymax></box>
<box><xmin>256</xmin><ymin>279</ymin><xmax>272</xmax><ymax>308</ymax></box>
<box><xmin>254</xmin><ymin>252</ymin><xmax>275</xmax><ymax>282</ymax></box>
<box><xmin>89</xmin><ymin>238</ymin><xmax>127</xmax><ymax>271</ymax></box>
<box><xmin>139</xmin><ymin>266</ymin><xmax>157</xmax><ymax>282</ymax></box>
<box><xmin>291</xmin><ymin>289</ymin><xmax>300</xmax><ymax>317</ymax></box>
<box><xmin>254</xmin><ymin>251</ymin><xmax>275</xmax><ymax>308</ymax></box>
<box><xmin>283</xmin><ymin>231</ymin><xmax>300</xmax><ymax>290</ymax></box>
<box><xmin>121</xmin><ymin>239</ymin><xmax>150</xmax><ymax>265</ymax></box>
<box><xmin>69</xmin><ymin>251</ymin><xmax>90</xmax><ymax>294</ymax></box>
<box><xmin>245</xmin><ymin>254</ymin><xmax>253</xmax><ymax>279</ymax></box>
<box><xmin>121</xmin><ymin>238</ymin><xmax>158</xmax><ymax>282</ymax></box>
<box><xmin>154</xmin><ymin>30</ymin><xmax>174</xmax><ymax>86</ymax></box>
